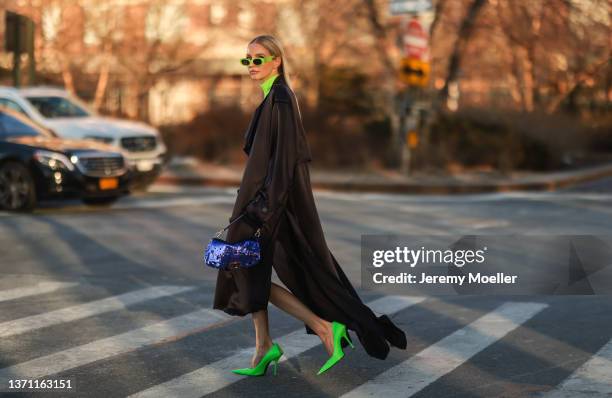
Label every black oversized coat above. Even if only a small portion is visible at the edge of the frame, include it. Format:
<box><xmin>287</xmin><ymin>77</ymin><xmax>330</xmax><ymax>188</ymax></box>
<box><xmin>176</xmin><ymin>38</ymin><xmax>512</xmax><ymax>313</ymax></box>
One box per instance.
<box><xmin>212</xmin><ymin>74</ymin><xmax>407</xmax><ymax>360</ymax></box>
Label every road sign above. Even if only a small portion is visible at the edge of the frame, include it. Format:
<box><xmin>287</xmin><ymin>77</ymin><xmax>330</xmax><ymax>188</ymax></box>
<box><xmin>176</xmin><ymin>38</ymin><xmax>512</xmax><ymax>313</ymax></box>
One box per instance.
<box><xmin>389</xmin><ymin>0</ymin><xmax>433</xmax><ymax>15</ymax></box>
<box><xmin>407</xmin><ymin>130</ymin><xmax>419</xmax><ymax>148</ymax></box>
<box><xmin>399</xmin><ymin>57</ymin><xmax>430</xmax><ymax>87</ymax></box>
<box><xmin>4</xmin><ymin>11</ymin><xmax>34</xmax><ymax>53</ymax></box>
<box><xmin>402</xmin><ymin>17</ymin><xmax>429</xmax><ymax>61</ymax></box>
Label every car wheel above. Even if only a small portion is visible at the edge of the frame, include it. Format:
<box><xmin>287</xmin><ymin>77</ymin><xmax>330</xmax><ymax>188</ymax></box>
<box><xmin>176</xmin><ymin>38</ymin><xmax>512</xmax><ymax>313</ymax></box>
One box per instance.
<box><xmin>0</xmin><ymin>161</ymin><xmax>37</xmax><ymax>212</ymax></box>
<box><xmin>82</xmin><ymin>196</ymin><xmax>120</xmax><ymax>206</ymax></box>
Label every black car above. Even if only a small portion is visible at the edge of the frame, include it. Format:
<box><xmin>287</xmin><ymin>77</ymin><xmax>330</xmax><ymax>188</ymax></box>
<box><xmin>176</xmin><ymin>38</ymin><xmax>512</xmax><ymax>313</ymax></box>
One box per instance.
<box><xmin>0</xmin><ymin>107</ymin><xmax>132</xmax><ymax>211</ymax></box>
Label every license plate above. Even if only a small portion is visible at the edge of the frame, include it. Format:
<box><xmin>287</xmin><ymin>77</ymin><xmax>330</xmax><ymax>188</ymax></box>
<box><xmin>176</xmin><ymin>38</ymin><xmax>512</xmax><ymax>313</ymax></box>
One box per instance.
<box><xmin>99</xmin><ymin>178</ymin><xmax>118</xmax><ymax>190</ymax></box>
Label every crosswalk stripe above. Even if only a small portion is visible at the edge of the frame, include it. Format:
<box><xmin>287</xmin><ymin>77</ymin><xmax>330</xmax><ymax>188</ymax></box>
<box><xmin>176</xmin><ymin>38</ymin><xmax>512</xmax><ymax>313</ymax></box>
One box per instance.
<box><xmin>0</xmin><ymin>285</ymin><xmax>195</xmax><ymax>338</ymax></box>
<box><xmin>340</xmin><ymin>301</ymin><xmax>548</xmax><ymax>397</ymax></box>
<box><xmin>543</xmin><ymin>338</ymin><xmax>612</xmax><ymax>397</ymax></box>
<box><xmin>0</xmin><ymin>308</ymin><xmax>233</xmax><ymax>389</ymax></box>
<box><xmin>0</xmin><ymin>281</ymin><xmax>78</xmax><ymax>303</ymax></box>
<box><xmin>111</xmin><ymin>196</ymin><xmax>235</xmax><ymax>210</ymax></box>
<box><xmin>26</xmin><ymin>196</ymin><xmax>235</xmax><ymax>215</ymax></box>
<box><xmin>127</xmin><ymin>295</ymin><xmax>426</xmax><ymax>398</ymax></box>
<box><xmin>317</xmin><ymin>190</ymin><xmax>612</xmax><ymax>204</ymax></box>
<box><xmin>146</xmin><ymin>185</ymin><xmax>237</xmax><ymax>195</ymax></box>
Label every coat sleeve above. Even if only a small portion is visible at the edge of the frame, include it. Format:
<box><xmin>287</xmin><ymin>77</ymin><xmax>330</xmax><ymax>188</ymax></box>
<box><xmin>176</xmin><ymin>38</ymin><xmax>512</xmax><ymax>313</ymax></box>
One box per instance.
<box><xmin>242</xmin><ymin>93</ymin><xmax>298</xmax><ymax>232</ymax></box>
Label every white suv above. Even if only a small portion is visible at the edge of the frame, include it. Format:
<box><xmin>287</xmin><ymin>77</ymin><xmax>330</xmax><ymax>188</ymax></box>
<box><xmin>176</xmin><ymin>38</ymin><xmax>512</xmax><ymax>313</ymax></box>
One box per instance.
<box><xmin>0</xmin><ymin>85</ymin><xmax>168</xmax><ymax>188</ymax></box>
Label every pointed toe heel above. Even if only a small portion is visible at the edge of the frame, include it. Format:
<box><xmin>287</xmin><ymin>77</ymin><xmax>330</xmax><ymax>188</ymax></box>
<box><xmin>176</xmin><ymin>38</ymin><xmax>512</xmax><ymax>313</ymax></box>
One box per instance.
<box><xmin>231</xmin><ymin>343</ymin><xmax>284</xmax><ymax>377</ymax></box>
<box><xmin>317</xmin><ymin>321</ymin><xmax>353</xmax><ymax>375</ymax></box>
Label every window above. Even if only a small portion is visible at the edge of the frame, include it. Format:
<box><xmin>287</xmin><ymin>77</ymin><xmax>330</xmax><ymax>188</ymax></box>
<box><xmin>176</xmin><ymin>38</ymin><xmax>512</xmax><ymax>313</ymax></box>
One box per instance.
<box><xmin>0</xmin><ymin>112</ymin><xmax>43</xmax><ymax>138</ymax></box>
<box><xmin>0</xmin><ymin>98</ymin><xmax>27</xmax><ymax>115</ymax></box>
<box><xmin>25</xmin><ymin>96</ymin><xmax>90</xmax><ymax>118</ymax></box>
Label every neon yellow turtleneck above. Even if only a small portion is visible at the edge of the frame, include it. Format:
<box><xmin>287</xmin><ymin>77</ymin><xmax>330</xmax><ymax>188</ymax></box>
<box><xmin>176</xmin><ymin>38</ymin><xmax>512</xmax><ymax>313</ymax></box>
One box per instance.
<box><xmin>260</xmin><ymin>73</ymin><xmax>279</xmax><ymax>98</ymax></box>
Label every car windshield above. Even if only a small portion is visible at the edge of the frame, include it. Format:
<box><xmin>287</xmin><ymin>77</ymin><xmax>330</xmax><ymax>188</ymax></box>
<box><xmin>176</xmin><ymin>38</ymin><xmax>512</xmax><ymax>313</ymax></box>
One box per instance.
<box><xmin>0</xmin><ymin>110</ymin><xmax>52</xmax><ymax>138</ymax></box>
<box><xmin>25</xmin><ymin>96</ymin><xmax>90</xmax><ymax>118</ymax></box>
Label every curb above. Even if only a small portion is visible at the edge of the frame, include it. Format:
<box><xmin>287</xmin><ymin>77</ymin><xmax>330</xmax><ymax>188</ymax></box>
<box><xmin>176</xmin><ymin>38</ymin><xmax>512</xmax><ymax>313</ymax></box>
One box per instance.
<box><xmin>155</xmin><ymin>163</ymin><xmax>612</xmax><ymax>194</ymax></box>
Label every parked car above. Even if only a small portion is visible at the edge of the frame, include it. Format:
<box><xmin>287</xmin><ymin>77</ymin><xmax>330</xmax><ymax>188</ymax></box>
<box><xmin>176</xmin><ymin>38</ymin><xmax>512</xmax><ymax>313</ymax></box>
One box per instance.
<box><xmin>0</xmin><ymin>106</ymin><xmax>132</xmax><ymax>211</ymax></box>
<box><xmin>0</xmin><ymin>85</ymin><xmax>168</xmax><ymax>189</ymax></box>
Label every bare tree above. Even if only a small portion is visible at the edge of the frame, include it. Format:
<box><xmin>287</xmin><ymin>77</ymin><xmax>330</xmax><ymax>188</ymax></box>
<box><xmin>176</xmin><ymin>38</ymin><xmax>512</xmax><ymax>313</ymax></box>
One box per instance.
<box><xmin>37</xmin><ymin>0</ymin><xmax>82</xmax><ymax>94</ymax></box>
<box><xmin>438</xmin><ymin>0</ymin><xmax>487</xmax><ymax>108</ymax></box>
<box><xmin>80</xmin><ymin>2</ymin><xmax>123</xmax><ymax>110</ymax></box>
<box><xmin>114</xmin><ymin>0</ymin><xmax>205</xmax><ymax>121</ymax></box>
<box><xmin>274</xmin><ymin>0</ymin><xmax>377</xmax><ymax>109</ymax></box>
<box><xmin>494</xmin><ymin>0</ymin><xmax>610</xmax><ymax>113</ymax></box>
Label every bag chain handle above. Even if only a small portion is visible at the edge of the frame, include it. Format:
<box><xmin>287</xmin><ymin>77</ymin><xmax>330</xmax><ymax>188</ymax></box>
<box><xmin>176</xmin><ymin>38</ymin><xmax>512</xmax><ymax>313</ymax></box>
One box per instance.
<box><xmin>215</xmin><ymin>212</ymin><xmax>262</xmax><ymax>239</ymax></box>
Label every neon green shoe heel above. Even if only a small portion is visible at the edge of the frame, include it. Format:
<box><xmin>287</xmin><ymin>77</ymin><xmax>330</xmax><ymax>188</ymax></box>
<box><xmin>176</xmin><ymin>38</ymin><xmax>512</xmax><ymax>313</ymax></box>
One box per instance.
<box><xmin>317</xmin><ymin>321</ymin><xmax>354</xmax><ymax>375</ymax></box>
<box><xmin>231</xmin><ymin>343</ymin><xmax>283</xmax><ymax>376</ymax></box>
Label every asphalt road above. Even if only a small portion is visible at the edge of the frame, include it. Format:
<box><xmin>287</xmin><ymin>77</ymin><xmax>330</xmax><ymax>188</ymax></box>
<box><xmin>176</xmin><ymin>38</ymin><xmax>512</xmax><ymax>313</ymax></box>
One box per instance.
<box><xmin>0</xmin><ymin>180</ymin><xmax>611</xmax><ymax>398</ymax></box>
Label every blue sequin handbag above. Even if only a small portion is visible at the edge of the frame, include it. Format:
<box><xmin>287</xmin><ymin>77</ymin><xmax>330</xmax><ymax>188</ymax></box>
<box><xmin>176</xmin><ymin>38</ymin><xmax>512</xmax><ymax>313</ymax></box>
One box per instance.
<box><xmin>203</xmin><ymin>213</ymin><xmax>262</xmax><ymax>270</ymax></box>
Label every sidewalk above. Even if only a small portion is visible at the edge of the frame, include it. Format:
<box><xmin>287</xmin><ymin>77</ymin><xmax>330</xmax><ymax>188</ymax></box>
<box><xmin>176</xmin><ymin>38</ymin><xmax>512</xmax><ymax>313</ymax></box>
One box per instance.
<box><xmin>156</xmin><ymin>157</ymin><xmax>612</xmax><ymax>194</ymax></box>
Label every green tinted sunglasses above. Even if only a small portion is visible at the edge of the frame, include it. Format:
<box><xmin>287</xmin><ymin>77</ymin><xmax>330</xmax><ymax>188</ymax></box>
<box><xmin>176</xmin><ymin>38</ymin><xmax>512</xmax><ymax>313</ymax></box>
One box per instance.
<box><xmin>240</xmin><ymin>55</ymin><xmax>275</xmax><ymax>66</ymax></box>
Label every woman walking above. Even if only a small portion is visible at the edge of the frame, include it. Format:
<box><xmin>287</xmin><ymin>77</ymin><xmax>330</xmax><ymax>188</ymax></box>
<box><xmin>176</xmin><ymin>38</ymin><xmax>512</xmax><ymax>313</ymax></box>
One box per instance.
<box><xmin>213</xmin><ymin>34</ymin><xmax>407</xmax><ymax>376</ymax></box>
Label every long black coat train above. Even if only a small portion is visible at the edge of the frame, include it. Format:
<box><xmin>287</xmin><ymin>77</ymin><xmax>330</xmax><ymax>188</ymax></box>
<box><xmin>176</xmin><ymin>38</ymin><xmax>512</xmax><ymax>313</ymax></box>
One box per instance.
<box><xmin>212</xmin><ymin>74</ymin><xmax>407</xmax><ymax>360</ymax></box>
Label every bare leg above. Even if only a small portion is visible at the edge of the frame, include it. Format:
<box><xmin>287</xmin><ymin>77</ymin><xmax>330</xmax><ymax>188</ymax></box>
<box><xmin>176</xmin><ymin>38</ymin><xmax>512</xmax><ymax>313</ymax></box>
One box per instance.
<box><xmin>250</xmin><ymin>309</ymin><xmax>273</xmax><ymax>367</ymax></box>
<box><xmin>269</xmin><ymin>282</ymin><xmax>334</xmax><ymax>356</ymax></box>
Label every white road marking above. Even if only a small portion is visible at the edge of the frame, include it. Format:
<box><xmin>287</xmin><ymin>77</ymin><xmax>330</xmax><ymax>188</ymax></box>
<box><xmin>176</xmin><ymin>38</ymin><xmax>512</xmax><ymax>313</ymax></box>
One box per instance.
<box><xmin>316</xmin><ymin>190</ymin><xmax>612</xmax><ymax>204</ymax></box>
<box><xmin>0</xmin><ymin>281</ymin><xmax>78</xmax><ymax>303</ymax></box>
<box><xmin>127</xmin><ymin>295</ymin><xmax>426</xmax><ymax>398</ymax></box>
<box><xmin>100</xmin><ymin>196</ymin><xmax>235</xmax><ymax>210</ymax></box>
<box><xmin>0</xmin><ymin>285</ymin><xmax>195</xmax><ymax>338</ymax></box>
<box><xmin>3</xmin><ymin>187</ymin><xmax>608</xmax><ymax>217</ymax></box>
<box><xmin>340</xmin><ymin>301</ymin><xmax>548</xmax><ymax>398</ymax></box>
<box><xmin>543</xmin><ymin>338</ymin><xmax>612</xmax><ymax>397</ymax></box>
<box><xmin>146</xmin><ymin>185</ymin><xmax>238</xmax><ymax>195</ymax></box>
<box><xmin>0</xmin><ymin>308</ymin><xmax>233</xmax><ymax>389</ymax></box>
<box><xmin>0</xmin><ymin>195</ymin><xmax>236</xmax><ymax>216</ymax></box>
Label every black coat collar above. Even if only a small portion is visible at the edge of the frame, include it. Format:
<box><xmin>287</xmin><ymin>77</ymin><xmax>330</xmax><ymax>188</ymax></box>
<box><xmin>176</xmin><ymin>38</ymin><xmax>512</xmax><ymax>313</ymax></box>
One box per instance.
<box><xmin>243</xmin><ymin>74</ymin><xmax>287</xmax><ymax>155</ymax></box>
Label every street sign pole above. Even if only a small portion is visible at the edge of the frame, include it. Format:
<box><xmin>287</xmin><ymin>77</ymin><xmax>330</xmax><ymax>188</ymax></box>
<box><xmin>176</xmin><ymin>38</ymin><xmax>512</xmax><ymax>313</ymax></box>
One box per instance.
<box><xmin>26</xmin><ymin>17</ymin><xmax>36</xmax><ymax>85</ymax></box>
<box><xmin>5</xmin><ymin>11</ymin><xmax>36</xmax><ymax>87</ymax></box>
<box><xmin>399</xmin><ymin>88</ymin><xmax>412</xmax><ymax>175</ymax></box>
<box><xmin>389</xmin><ymin>0</ymin><xmax>433</xmax><ymax>175</ymax></box>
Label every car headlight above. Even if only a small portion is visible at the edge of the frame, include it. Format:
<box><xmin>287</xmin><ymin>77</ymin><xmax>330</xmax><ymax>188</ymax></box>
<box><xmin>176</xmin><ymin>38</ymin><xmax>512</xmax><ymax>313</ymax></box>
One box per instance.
<box><xmin>84</xmin><ymin>135</ymin><xmax>114</xmax><ymax>144</ymax></box>
<box><xmin>33</xmin><ymin>150</ymin><xmax>75</xmax><ymax>171</ymax></box>
<box><xmin>158</xmin><ymin>139</ymin><xmax>166</xmax><ymax>153</ymax></box>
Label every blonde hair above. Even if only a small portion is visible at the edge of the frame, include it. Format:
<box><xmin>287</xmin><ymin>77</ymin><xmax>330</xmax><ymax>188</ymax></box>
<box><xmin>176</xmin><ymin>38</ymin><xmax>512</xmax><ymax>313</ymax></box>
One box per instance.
<box><xmin>249</xmin><ymin>35</ymin><xmax>293</xmax><ymax>89</ymax></box>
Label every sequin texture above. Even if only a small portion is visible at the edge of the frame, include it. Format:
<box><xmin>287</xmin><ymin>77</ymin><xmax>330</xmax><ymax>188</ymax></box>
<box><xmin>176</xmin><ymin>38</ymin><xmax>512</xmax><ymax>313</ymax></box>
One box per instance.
<box><xmin>204</xmin><ymin>238</ymin><xmax>261</xmax><ymax>270</ymax></box>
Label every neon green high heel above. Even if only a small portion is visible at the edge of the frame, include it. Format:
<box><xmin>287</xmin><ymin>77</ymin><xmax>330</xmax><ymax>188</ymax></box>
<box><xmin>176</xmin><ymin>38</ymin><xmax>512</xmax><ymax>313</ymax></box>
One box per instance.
<box><xmin>232</xmin><ymin>343</ymin><xmax>283</xmax><ymax>376</ymax></box>
<box><xmin>317</xmin><ymin>321</ymin><xmax>354</xmax><ymax>375</ymax></box>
